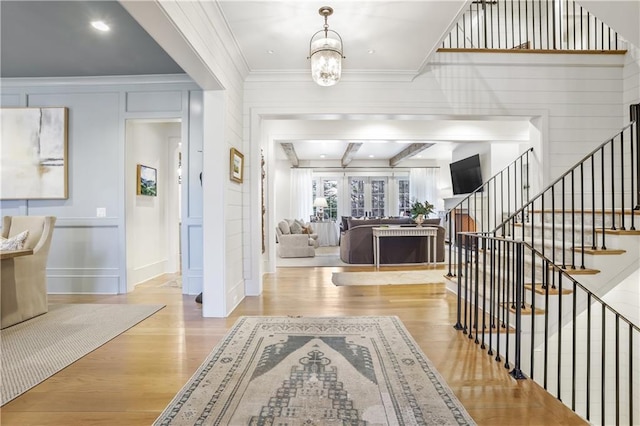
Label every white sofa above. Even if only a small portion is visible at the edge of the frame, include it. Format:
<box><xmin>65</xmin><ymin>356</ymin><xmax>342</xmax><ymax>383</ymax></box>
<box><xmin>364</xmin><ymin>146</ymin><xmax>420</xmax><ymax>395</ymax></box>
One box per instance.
<box><xmin>275</xmin><ymin>219</ymin><xmax>318</xmax><ymax>258</ymax></box>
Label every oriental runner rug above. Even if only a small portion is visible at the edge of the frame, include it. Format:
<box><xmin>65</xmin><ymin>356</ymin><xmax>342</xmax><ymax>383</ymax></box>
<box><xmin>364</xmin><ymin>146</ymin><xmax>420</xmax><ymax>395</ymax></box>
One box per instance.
<box><xmin>154</xmin><ymin>316</ymin><xmax>475</xmax><ymax>425</ymax></box>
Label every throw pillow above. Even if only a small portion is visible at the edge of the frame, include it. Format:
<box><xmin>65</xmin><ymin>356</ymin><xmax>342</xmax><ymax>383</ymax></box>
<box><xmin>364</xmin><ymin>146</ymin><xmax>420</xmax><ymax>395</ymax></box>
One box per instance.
<box><xmin>278</xmin><ymin>220</ymin><xmax>291</xmax><ymax>235</ymax></box>
<box><xmin>289</xmin><ymin>221</ymin><xmax>303</xmax><ymax>234</ymax></box>
<box><xmin>0</xmin><ymin>230</ymin><xmax>29</xmax><ymax>251</ymax></box>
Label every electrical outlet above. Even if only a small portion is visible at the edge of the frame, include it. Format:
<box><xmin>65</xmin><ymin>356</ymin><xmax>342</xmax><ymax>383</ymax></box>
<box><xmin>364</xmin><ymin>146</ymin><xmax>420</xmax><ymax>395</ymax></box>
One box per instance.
<box><xmin>96</xmin><ymin>208</ymin><xmax>106</xmax><ymax>217</ymax></box>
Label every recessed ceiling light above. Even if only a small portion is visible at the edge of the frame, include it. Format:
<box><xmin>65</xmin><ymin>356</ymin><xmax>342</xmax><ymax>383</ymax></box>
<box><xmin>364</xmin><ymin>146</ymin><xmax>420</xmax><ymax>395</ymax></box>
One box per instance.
<box><xmin>415</xmin><ymin>155</ymin><xmax>422</xmax><ymax>158</ymax></box>
<box><xmin>267</xmin><ymin>50</ymin><xmax>274</xmax><ymax>54</ymax></box>
<box><xmin>320</xmin><ymin>154</ymin><xmax>326</xmax><ymax>158</ymax></box>
<box><xmin>368</xmin><ymin>49</ymin><xmax>376</xmax><ymax>54</ymax></box>
<box><xmin>91</xmin><ymin>20</ymin><xmax>110</xmax><ymax>32</ymax></box>
<box><xmin>368</xmin><ymin>154</ymin><xmax>375</xmax><ymax>158</ymax></box>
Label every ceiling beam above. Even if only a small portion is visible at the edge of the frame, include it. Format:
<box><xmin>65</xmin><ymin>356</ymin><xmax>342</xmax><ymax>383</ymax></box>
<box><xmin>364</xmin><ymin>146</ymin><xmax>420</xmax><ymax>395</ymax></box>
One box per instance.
<box><xmin>341</xmin><ymin>143</ymin><xmax>363</xmax><ymax>167</ymax></box>
<box><xmin>389</xmin><ymin>143</ymin><xmax>434</xmax><ymax>167</ymax></box>
<box><xmin>280</xmin><ymin>143</ymin><xmax>299</xmax><ymax>167</ymax></box>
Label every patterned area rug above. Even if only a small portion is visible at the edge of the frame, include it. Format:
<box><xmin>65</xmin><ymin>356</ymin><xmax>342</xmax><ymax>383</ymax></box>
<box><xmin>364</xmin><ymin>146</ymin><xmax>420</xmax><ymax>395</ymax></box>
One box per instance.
<box><xmin>332</xmin><ymin>270</ymin><xmax>447</xmax><ymax>286</ymax></box>
<box><xmin>1</xmin><ymin>303</ymin><xmax>164</xmax><ymax>405</ymax></box>
<box><xmin>154</xmin><ymin>316</ymin><xmax>475</xmax><ymax>425</ymax></box>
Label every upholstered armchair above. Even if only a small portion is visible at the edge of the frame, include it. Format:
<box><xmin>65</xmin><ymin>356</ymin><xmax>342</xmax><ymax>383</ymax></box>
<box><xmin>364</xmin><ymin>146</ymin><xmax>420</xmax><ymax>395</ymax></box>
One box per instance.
<box><xmin>1</xmin><ymin>216</ymin><xmax>56</xmax><ymax>329</ymax></box>
<box><xmin>275</xmin><ymin>219</ymin><xmax>317</xmax><ymax>258</ymax></box>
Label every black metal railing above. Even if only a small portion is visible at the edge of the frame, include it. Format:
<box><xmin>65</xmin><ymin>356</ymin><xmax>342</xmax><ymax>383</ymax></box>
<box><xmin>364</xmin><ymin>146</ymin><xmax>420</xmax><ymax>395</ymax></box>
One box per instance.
<box><xmin>454</xmin><ymin>104</ymin><xmax>640</xmax><ymax>424</ymax></box>
<box><xmin>445</xmin><ymin>148</ymin><xmax>533</xmax><ymax>276</ymax></box>
<box><xmin>501</xmin><ymin>105</ymin><xmax>639</xmax><ymax>271</ymax></box>
<box><xmin>455</xmin><ymin>233</ymin><xmax>639</xmax><ymax>425</ymax></box>
<box><xmin>442</xmin><ymin>0</ymin><xmax>623</xmax><ymax>51</ymax></box>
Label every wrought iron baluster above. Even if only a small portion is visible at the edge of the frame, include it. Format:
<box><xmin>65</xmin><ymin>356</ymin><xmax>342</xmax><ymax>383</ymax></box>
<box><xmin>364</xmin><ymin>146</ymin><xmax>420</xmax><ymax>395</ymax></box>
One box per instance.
<box><xmin>601</xmin><ymin>147</ymin><xmax>606</xmax><ymax>250</ymax></box>
<box><xmin>601</xmin><ymin>304</ymin><xmax>606</xmax><ymax>424</ymax></box>
<box><xmin>586</xmin><ymin>293</ymin><xmax>591</xmax><ymax>420</ymax></box>
<box><xmin>620</xmin><ymin>132</ymin><xmax>626</xmax><ymax>229</ymax></box>
<box><xmin>611</xmin><ymin>140</ymin><xmax>616</xmax><ymax>230</ymax></box>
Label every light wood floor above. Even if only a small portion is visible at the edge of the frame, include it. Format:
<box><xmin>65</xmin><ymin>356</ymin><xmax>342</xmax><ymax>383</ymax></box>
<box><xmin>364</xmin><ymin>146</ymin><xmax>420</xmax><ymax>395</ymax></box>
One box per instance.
<box><xmin>1</xmin><ymin>266</ymin><xmax>587</xmax><ymax>425</ymax></box>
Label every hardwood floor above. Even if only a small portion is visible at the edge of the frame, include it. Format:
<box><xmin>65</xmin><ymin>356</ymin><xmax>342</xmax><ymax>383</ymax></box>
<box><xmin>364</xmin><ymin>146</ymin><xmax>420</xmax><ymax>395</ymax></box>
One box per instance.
<box><xmin>1</xmin><ymin>266</ymin><xmax>587</xmax><ymax>425</ymax></box>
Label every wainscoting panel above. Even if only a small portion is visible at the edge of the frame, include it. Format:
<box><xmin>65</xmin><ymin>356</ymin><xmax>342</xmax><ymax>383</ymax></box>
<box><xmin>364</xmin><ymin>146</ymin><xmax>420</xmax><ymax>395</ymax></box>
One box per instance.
<box><xmin>183</xmin><ymin>220</ymin><xmax>203</xmax><ymax>295</ymax></box>
<box><xmin>126</xmin><ymin>91</ymin><xmax>183</xmax><ymax>112</ymax></box>
<box><xmin>46</xmin><ymin>219</ymin><xmax>121</xmax><ymax>293</ymax></box>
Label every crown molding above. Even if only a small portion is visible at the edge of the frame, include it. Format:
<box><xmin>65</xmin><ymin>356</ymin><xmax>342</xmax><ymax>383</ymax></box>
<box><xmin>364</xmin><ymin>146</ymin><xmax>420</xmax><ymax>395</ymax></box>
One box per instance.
<box><xmin>0</xmin><ymin>74</ymin><xmax>195</xmax><ymax>88</ymax></box>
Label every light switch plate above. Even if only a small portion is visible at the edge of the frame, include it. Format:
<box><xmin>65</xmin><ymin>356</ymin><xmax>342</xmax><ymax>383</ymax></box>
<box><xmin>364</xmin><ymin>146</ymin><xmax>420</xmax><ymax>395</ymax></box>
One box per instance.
<box><xmin>96</xmin><ymin>208</ymin><xmax>106</xmax><ymax>217</ymax></box>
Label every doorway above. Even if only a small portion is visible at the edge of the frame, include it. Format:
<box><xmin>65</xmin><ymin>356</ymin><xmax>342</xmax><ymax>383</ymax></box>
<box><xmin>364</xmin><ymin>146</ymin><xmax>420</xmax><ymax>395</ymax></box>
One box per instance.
<box><xmin>124</xmin><ymin>119</ymin><xmax>182</xmax><ymax>292</ymax></box>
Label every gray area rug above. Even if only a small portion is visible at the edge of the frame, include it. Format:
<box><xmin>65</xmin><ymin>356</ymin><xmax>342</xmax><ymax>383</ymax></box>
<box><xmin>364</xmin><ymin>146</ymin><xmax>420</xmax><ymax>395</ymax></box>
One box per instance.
<box><xmin>332</xmin><ymin>270</ymin><xmax>447</xmax><ymax>286</ymax></box>
<box><xmin>277</xmin><ymin>246</ymin><xmax>348</xmax><ymax>268</ymax></box>
<box><xmin>155</xmin><ymin>316</ymin><xmax>475</xmax><ymax>425</ymax></box>
<box><xmin>1</xmin><ymin>303</ymin><xmax>164</xmax><ymax>405</ymax></box>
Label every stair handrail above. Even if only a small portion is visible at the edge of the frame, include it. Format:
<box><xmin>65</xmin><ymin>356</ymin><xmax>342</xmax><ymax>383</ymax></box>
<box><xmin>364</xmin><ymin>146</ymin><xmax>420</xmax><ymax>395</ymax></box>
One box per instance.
<box><xmin>445</xmin><ymin>147</ymin><xmax>534</xmax><ymax>276</ymax></box>
<box><xmin>492</xmin><ymin>107</ymin><xmax>638</xmax><ymax>273</ymax></box>
<box><xmin>456</xmin><ymin>231</ymin><xmax>640</xmax><ymax>423</ymax></box>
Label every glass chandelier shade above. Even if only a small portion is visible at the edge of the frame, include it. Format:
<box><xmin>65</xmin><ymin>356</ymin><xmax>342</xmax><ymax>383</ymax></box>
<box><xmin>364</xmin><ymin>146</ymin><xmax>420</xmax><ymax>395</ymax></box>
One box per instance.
<box><xmin>308</xmin><ymin>7</ymin><xmax>344</xmax><ymax>87</ymax></box>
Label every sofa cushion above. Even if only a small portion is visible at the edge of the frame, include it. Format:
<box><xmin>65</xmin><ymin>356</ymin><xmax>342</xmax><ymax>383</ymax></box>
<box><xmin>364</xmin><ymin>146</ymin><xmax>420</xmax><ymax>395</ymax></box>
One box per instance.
<box><xmin>0</xmin><ymin>230</ymin><xmax>29</xmax><ymax>251</ymax></box>
<box><xmin>290</xmin><ymin>221</ymin><xmax>303</xmax><ymax>234</ymax></box>
<box><xmin>278</xmin><ymin>220</ymin><xmax>291</xmax><ymax>235</ymax></box>
<box><xmin>347</xmin><ymin>218</ymin><xmax>381</xmax><ymax>229</ymax></box>
<box><xmin>424</xmin><ymin>218</ymin><xmax>442</xmax><ymax>226</ymax></box>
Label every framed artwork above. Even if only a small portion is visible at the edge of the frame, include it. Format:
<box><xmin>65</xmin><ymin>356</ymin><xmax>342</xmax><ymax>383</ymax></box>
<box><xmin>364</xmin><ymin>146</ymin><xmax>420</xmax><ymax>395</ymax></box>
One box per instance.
<box><xmin>0</xmin><ymin>107</ymin><xmax>68</xmax><ymax>199</ymax></box>
<box><xmin>137</xmin><ymin>164</ymin><xmax>157</xmax><ymax>196</ymax></box>
<box><xmin>230</xmin><ymin>148</ymin><xmax>244</xmax><ymax>183</ymax></box>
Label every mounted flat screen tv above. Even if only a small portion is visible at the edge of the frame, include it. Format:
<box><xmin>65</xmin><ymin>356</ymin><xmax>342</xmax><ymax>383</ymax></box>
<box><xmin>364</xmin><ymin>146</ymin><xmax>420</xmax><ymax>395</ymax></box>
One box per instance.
<box><xmin>450</xmin><ymin>154</ymin><xmax>484</xmax><ymax>195</ymax></box>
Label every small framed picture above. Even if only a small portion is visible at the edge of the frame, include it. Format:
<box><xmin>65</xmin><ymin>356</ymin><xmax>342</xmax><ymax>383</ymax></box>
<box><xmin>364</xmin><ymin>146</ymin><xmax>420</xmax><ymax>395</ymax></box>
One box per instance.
<box><xmin>137</xmin><ymin>164</ymin><xmax>157</xmax><ymax>196</ymax></box>
<box><xmin>230</xmin><ymin>148</ymin><xmax>244</xmax><ymax>183</ymax></box>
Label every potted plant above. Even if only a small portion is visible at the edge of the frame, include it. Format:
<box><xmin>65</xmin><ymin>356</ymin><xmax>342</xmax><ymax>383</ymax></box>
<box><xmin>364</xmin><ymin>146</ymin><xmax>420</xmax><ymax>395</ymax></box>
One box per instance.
<box><xmin>409</xmin><ymin>199</ymin><xmax>434</xmax><ymax>226</ymax></box>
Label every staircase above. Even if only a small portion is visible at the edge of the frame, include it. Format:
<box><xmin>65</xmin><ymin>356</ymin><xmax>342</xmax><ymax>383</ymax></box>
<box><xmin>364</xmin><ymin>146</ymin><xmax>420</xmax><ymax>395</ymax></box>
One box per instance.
<box><xmin>448</xmin><ymin>104</ymin><xmax>640</xmax><ymax>425</ymax></box>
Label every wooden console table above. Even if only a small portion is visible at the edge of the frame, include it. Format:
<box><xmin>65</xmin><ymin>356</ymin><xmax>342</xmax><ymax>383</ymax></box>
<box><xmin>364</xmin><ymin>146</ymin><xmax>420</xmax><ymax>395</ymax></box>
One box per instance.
<box><xmin>372</xmin><ymin>226</ymin><xmax>438</xmax><ymax>269</ymax></box>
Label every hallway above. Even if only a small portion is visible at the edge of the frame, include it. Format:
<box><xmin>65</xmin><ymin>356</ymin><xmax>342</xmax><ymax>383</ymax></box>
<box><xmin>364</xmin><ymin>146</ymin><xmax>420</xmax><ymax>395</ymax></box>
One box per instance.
<box><xmin>1</xmin><ymin>267</ymin><xmax>586</xmax><ymax>425</ymax></box>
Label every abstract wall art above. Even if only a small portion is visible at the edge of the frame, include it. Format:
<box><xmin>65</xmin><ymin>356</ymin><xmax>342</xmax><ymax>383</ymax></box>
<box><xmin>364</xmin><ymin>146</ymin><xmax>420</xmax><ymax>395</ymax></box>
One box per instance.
<box><xmin>0</xmin><ymin>107</ymin><xmax>68</xmax><ymax>199</ymax></box>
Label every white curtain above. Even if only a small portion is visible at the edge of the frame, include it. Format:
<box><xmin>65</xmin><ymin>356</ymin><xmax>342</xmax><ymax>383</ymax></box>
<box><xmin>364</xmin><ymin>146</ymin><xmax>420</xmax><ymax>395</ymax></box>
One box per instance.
<box><xmin>290</xmin><ymin>168</ymin><xmax>313</xmax><ymax>221</ymax></box>
<box><xmin>410</xmin><ymin>168</ymin><xmax>439</xmax><ymax>215</ymax></box>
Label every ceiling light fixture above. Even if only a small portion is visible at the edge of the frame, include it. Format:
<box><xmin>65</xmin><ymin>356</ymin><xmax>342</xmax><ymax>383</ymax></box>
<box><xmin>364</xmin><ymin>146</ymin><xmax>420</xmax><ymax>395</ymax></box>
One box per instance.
<box><xmin>308</xmin><ymin>6</ymin><xmax>344</xmax><ymax>87</ymax></box>
<box><xmin>90</xmin><ymin>20</ymin><xmax>110</xmax><ymax>32</ymax></box>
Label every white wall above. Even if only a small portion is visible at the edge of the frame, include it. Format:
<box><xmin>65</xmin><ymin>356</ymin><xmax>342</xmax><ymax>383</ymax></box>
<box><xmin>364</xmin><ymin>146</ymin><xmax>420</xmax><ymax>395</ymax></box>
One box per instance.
<box><xmin>125</xmin><ymin>121</ymin><xmax>180</xmax><ymax>290</ymax></box>
<box><xmin>146</xmin><ymin>1</ymin><xmax>249</xmax><ymax>316</ymax></box>
<box><xmin>246</xmin><ymin>53</ymin><xmax>625</xmax><ymax>297</ymax></box>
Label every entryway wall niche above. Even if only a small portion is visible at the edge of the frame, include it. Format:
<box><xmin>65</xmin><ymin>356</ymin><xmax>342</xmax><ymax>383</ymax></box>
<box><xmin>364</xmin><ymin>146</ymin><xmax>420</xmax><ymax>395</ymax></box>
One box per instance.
<box><xmin>125</xmin><ymin>119</ymin><xmax>182</xmax><ymax>291</ymax></box>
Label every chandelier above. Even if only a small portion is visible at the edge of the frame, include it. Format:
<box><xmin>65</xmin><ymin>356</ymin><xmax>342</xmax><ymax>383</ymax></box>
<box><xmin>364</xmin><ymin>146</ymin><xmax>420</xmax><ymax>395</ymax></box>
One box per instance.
<box><xmin>308</xmin><ymin>6</ymin><xmax>344</xmax><ymax>87</ymax></box>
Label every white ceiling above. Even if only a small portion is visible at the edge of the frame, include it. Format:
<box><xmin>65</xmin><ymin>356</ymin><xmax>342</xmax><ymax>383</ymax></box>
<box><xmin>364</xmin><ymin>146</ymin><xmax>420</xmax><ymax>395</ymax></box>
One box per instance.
<box><xmin>217</xmin><ymin>0</ymin><xmax>526</xmax><ymax>165</ymax></box>
<box><xmin>218</xmin><ymin>1</ymin><xmax>468</xmax><ymax>76</ymax></box>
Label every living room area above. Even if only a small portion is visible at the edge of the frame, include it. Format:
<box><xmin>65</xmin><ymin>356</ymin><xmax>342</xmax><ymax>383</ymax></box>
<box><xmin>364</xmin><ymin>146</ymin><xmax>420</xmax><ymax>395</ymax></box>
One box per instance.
<box><xmin>269</xmin><ymin>117</ymin><xmax>537</xmax><ymax>272</ymax></box>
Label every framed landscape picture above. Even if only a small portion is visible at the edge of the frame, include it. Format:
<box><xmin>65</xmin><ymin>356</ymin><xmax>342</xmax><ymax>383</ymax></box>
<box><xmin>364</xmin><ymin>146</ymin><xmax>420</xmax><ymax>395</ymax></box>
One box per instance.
<box><xmin>0</xmin><ymin>107</ymin><xmax>69</xmax><ymax>199</ymax></box>
<box><xmin>137</xmin><ymin>164</ymin><xmax>157</xmax><ymax>196</ymax></box>
<box><xmin>230</xmin><ymin>148</ymin><xmax>244</xmax><ymax>183</ymax></box>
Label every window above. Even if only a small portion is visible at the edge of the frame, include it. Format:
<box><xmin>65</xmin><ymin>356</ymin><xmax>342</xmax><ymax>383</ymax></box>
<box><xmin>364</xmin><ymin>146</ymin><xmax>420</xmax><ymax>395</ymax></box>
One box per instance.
<box><xmin>350</xmin><ymin>178</ymin><xmax>365</xmax><ymax>217</ymax></box>
<box><xmin>398</xmin><ymin>178</ymin><xmax>410</xmax><ymax>215</ymax></box>
<box><xmin>370</xmin><ymin>179</ymin><xmax>385</xmax><ymax>217</ymax></box>
<box><xmin>313</xmin><ymin>178</ymin><xmax>338</xmax><ymax>220</ymax></box>
<box><xmin>349</xmin><ymin>177</ymin><xmax>387</xmax><ymax>217</ymax></box>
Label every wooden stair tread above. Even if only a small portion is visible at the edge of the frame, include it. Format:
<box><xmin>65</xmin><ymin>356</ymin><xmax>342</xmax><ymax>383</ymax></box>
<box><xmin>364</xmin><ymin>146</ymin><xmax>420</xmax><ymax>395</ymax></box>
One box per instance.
<box><xmin>530</xmin><ymin>209</ymin><xmax>639</xmax><ymax>215</ymax></box>
<box><xmin>525</xmin><ymin>283</ymin><xmax>573</xmax><ymax>295</ymax></box>
<box><xmin>501</xmin><ymin>302</ymin><xmax>545</xmax><ymax>315</ymax></box>
<box><xmin>594</xmin><ymin>229</ymin><xmax>640</xmax><ymax>235</ymax></box>
<box><xmin>572</xmin><ymin>247</ymin><xmax>626</xmax><ymax>255</ymax></box>
<box><xmin>548</xmin><ymin>265</ymin><xmax>600</xmax><ymax>275</ymax></box>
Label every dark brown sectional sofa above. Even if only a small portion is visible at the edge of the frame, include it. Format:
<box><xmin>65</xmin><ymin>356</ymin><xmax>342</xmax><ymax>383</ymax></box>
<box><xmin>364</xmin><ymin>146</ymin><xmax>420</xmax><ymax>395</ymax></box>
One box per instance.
<box><xmin>339</xmin><ymin>217</ymin><xmax>445</xmax><ymax>264</ymax></box>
